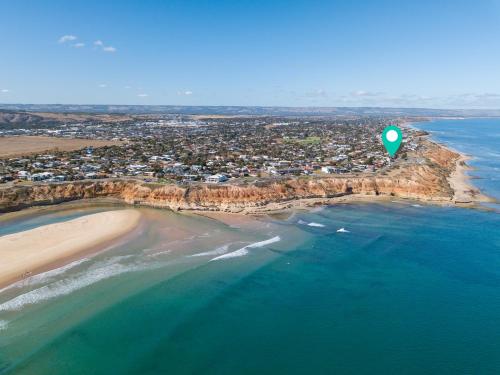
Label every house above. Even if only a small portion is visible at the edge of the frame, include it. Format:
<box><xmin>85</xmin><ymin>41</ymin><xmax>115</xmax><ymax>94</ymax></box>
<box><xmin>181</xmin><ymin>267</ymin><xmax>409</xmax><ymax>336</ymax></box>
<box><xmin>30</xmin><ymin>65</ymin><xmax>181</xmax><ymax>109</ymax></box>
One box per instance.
<box><xmin>53</xmin><ymin>175</ymin><xmax>67</xmax><ymax>182</ymax></box>
<box><xmin>321</xmin><ymin>166</ymin><xmax>337</xmax><ymax>174</ymax></box>
<box><xmin>84</xmin><ymin>172</ymin><xmax>98</xmax><ymax>179</ymax></box>
<box><xmin>17</xmin><ymin>171</ymin><xmax>30</xmax><ymax>180</ymax></box>
<box><xmin>206</xmin><ymin>174</ymin><xmax>228</xmax><ymax>183</ymax></box>
<box><xmin>31</xmin><ymin>172</ymin><xmax>54</xmax><ymax>181</ymax></box>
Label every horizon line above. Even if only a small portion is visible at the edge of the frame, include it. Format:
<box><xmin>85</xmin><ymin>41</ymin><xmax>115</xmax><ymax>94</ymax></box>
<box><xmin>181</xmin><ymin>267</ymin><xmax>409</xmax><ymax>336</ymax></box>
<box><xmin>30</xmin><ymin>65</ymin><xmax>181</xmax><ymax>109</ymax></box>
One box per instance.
<box><xmin>2</xmin><ymin>103</ymin><xmax>500</xmax><ymax>112</ymax></box>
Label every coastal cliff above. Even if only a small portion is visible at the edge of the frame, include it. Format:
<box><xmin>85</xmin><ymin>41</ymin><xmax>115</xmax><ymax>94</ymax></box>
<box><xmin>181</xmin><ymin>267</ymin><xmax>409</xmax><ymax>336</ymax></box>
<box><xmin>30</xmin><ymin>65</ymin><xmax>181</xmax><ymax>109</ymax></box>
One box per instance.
<box><xmin>0</xmin><ymin>142</ymin><xmax>472</xmax><ymax>213</ymax></box>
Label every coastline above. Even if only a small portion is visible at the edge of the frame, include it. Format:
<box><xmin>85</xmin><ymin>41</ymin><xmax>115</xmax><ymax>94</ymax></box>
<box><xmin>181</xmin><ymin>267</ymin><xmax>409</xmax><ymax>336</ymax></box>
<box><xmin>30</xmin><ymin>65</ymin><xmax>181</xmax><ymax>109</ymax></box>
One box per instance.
<box><xmin>0</xmin><ymin>209</ymin><xmax>142</xmax><ymax>289</ymax></box>
<box><xmin>448</xmin><ymin>152</ymin><xmax>492</xmax><ymax>204</ymax></box>
<box><xmin>0</xmin><ymin>136</ymin><xmax>495</xmax><ymax>216</ymax></box>
<box><xmin>405</xmin><ymin>120</ymin><xmax>495</xmax><ymax>206</ymax></box>
<box><xmin>0</xmin><ymin>136</ymin><xmax>494</xmax><ymax>290</ymax></box>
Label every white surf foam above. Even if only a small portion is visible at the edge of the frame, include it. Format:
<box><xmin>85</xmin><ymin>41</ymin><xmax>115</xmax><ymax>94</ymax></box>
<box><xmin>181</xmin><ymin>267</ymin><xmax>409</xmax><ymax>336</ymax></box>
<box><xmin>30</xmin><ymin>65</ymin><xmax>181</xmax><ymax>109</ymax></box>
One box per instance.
<box><xmin>210</xmin><ymin>248</ymin><xmax>249</xmax><ymax>261</ymax></box>
<box><xmin>307</xmin><ymin>222</ymin><xmax>325</xmax><ymax>227</ymax></box>
<box><xmin>210</xmin><ymin>236</ymin><xmax>281</xmax><ymax>261</ymax></box>
<box><xmin>0</xmin><ymin>320</ymin><xmax>8</xmax><ymax>330</ymax></box>
<box><xmin>189</xmin><ymin>244</ymin><xmax>229</xmax><ymax>257</ymax></box>
<box><xmin>27</xmin><ymin>258</ymin><xmax>90</xmax><ymax>283</ymax></box>
<box><xmin>0</xmin><ymin>258</ymin><xmax>91</xmax><ymax>294</ymax></box>
<box><xmin>0</xmin><ymin>256</ymin><xmax>148</xmax><ymax>312</ymax></box>
<box><xmin>298</xmin><ymin>220</ymin><xmax>325</xmax><ymax>228</ymax></box>
<box><xmin>147</xmin><ymin>249</ymin><xmax>172</xmax><ymax>258</ymax></box>
<box><xmin>337</xmin><ymin>228</ymin><xmax>350</xmax><ymax>233</ymax></box>
<box><xmin>246</xmin><ymin>236</ymin><xmax>281</xmax><ymax>248</ymax></box>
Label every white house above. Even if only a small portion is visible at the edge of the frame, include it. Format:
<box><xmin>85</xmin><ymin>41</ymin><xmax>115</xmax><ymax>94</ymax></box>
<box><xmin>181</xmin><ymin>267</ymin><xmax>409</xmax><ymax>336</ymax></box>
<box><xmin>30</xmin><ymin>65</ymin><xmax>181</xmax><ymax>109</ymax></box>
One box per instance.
<box><xmin>17</xmin><ymin>170</ymin><xmax>30</xmax><ymax>180</ymax></box>
<box><xmin>206</xmin><ymin>174</ymin><xmax>228</xmax><ymax>183</ymax></box>
<box><xmin>321</xmin><ymin>166</ymin><xmax>337</xmax><ymax>174</ymax></box>
<box><xmin>30</xmin><ymin>172</ymin><xmax>54</xmax><ymax>181</ymax></box>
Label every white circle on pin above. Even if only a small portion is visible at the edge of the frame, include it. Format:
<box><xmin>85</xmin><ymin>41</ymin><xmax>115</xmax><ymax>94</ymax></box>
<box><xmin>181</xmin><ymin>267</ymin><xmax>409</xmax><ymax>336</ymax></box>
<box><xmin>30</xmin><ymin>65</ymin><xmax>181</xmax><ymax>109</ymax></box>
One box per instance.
<box><xmin>386</xmin><ymin>130</ymin><xmax>399</xmax><ymax>142</ymax></box>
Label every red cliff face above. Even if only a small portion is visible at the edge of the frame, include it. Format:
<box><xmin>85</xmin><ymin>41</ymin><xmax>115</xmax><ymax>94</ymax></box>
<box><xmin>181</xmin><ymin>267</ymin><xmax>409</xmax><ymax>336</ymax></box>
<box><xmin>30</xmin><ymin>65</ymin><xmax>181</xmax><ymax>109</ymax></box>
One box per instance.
<box><xmin>0</xmin><ymin>141</ymin><xmax>461</xmax><ymax>213</ymax></box>
<box><xmin>0</xmin><ymin>159</ymin><xmax>455</xmax><ymax>213</ymax></box>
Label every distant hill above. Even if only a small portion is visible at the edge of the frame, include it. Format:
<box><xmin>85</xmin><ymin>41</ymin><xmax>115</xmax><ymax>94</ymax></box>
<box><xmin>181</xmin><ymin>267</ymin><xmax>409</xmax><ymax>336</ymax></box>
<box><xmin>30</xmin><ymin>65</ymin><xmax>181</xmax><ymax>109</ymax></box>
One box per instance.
<box><xmin>0</xmin><ymin>110</ymin><xmax>133</xmax><ymax>127</ymax></box>
<box><xmin>1</xmin><ymin>104</ymin><xmax>500</xmax><ymax>117</ymax></box>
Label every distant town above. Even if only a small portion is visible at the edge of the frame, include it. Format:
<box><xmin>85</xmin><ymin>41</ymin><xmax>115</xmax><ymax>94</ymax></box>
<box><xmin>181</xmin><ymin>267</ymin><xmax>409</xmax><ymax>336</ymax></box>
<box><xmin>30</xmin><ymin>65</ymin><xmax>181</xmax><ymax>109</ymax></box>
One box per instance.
<box><xmin>0</xmin><ymin>114</ymin><xmax>425</xmax><ymax>185</ymax></box>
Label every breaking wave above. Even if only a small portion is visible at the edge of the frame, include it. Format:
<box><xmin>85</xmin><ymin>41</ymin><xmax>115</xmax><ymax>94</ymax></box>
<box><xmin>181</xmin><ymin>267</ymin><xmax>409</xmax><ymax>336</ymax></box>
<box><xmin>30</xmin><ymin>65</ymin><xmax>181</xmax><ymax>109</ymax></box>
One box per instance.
<box><xmin>307</xmin><ymin>222</ymin><xmax>325</xmax><ymax>227</ymax></box>
<box><xmin>0</xmin><ymin>256</ymin><xmax>150</xmax><ymax>312</ymax></box>
<box><xmin>210</xmin><ymin>236</ymin><xmax>281</xmax><ymax>261</ymax></box>
<box><xmin>246</xmin><ymin>236</ymin><xmax>281</xmax><ymax>248</ymax></box>
<box><xmin>210</xmin><ymin>248</ymin><xmax>249</xmax><ymax>261</ymax></box>
<box><xmin>0</xmin><ymin>258</ymin><xmax>90</xmax><ymax>294</ymax></box>
<box><xmin>298</xmin><ymin>220</ymin><xmax>325</xmax><ymax>228</ymax></box>
<box><xmin>189</xmin><ymin>244</ymin><xmax>229</xmax><ymax>257</ymax></box>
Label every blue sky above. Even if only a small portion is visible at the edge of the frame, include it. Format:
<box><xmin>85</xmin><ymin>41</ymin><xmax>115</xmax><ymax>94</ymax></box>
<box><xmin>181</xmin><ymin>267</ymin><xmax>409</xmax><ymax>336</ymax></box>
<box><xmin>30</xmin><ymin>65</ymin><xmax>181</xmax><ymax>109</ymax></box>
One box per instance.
<box><xmin>1</xmin><ymin>0</ymin><xmax>500</xmax><ymax>108</ymax></box>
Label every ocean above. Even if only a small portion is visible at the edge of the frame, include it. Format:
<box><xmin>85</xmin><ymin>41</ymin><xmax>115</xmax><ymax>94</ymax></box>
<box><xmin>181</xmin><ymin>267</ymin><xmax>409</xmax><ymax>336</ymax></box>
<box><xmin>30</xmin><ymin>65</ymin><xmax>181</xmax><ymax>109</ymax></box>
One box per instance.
<box><xmin>0</xmin><ymin>118</ymin><xmax>499</xmax><ymax>374</ymax></box>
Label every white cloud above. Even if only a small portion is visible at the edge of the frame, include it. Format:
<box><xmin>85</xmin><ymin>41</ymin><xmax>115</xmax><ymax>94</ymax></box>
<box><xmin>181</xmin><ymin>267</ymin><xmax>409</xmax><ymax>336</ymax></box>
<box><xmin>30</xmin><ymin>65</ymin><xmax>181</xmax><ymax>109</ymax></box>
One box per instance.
<box><xmin>441</xmin><ymin>93</ymin><xmax>500</xmax><ymax>108</ymax></box>
<box><xmin>178</xmin><ymin>90</ymin><xmax>193</xmax><ymax>96</ymax></box>
<box><xmin>92</xmin><ymin>40</ymin><xmax>117</xmax><ymax>53</ymax></box>
<box><xmin>58</xmin><ymin>35</ymin><xmax>77</xmax><ymax>43</ymax></box>
<box><xmin>102</xmin><ymin>46</ymin><xmax>117</xmax><ymax>53</ymax></box>
<box><xmin>350</xmin><ymin>90</ymin><xmax>385</xmax><ymax>97</ymax></box>
<box><xmin>137</xmin><ymin>93</ymin><xmax>149</xmax><ymax>97</ymax></box>
<box><xmin>72</xmin><ymin>43</ymin><xmax>85</xmax><ymax>48</ymax></box>
<box><xmin>98</xmin><ymin>84</ymin><xmax>107</xmax><ymax>88</ymax></box>
<box><xmin>124</xmin><ymin>85</ymin><xmax>132</xmax><ymax>89</ymax></box>
<box><xmin>304</xmin><ymin>89</ymin><xmax>328</xmax><ymax>98</ymax></box>
<box><xmin>1</xmin><ymin>89</ymin><xmax>9</xmax><ymax>93</ymax></box>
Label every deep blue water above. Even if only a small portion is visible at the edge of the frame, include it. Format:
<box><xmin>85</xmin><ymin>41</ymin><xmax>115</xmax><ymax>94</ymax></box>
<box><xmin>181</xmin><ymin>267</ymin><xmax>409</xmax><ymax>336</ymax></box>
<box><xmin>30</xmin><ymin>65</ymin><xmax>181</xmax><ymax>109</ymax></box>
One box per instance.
<box><xmin>0</xmin><ymin>118</ymin><xmax>499</xmax><ymax>374</ymax></box>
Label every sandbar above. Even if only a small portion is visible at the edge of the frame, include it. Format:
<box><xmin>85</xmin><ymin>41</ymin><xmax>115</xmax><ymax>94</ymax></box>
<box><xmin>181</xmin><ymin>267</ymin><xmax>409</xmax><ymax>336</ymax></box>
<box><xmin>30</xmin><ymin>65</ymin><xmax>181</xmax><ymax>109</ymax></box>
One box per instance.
<box><xmin>0</xmin><ymin>209</ymin><xmax>141</xmax><ymax>288</ymax></box>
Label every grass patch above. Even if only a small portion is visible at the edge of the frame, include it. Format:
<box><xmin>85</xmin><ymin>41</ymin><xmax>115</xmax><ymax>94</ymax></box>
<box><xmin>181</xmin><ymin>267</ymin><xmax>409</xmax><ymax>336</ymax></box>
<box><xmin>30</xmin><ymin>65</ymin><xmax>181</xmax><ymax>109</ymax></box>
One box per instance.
<box><xmin>283</xmin><ymin>136</ymin><xmax>321</xmax><ymax>145</ymax></box>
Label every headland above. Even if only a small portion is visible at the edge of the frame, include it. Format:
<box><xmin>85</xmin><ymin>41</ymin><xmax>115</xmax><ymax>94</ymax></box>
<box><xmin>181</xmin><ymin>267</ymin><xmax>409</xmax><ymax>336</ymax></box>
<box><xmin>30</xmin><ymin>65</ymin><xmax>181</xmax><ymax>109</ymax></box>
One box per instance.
<box><xmin>0</xmin><ymin>139</ymin><xmax>492</xmax><ymax>215</ymax></box>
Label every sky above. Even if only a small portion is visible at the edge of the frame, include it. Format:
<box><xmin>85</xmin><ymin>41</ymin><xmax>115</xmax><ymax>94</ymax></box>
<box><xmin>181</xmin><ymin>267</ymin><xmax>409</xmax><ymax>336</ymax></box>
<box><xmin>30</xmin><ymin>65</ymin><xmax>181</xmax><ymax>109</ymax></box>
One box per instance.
<box><xmin>1</xmin><ymin>0</ymin><xmax>500</xmax><ymax>108</ymax></box>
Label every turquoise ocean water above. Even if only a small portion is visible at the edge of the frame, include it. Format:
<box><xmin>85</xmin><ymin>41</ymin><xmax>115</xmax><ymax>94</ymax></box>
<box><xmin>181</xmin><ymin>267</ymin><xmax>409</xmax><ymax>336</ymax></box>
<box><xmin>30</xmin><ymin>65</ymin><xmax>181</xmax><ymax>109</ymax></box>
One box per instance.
<box><xmin>0</xmin><ymin>118</ymin><xmax>499</xmax><ymax>374</ymax></box>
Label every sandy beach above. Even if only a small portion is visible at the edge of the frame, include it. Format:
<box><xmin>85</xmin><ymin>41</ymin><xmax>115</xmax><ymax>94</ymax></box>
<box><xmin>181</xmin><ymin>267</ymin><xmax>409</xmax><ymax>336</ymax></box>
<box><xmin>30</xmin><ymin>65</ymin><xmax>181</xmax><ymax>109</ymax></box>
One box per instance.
<box><xmin>0</xmin><ymin>209</ymin><xmax>142</xmax><ymax>288</ymax></box>
<box><xmin>447</xmin><ymin>153</ymin><xmax>494</xmax><ymax>205</ymax></box>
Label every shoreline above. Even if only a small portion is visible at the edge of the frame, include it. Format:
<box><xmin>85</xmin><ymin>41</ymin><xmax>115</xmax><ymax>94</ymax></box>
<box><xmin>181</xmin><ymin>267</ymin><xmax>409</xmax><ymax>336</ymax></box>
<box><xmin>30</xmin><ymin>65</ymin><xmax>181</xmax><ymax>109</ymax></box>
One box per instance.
<box><xmin>0</xmin><ymin>136</ymin><xmax>495</xmax><ymax>216</ymax></box>
<box><xmin>0</xmin><ymin>136</ymin><xmax>494</xmax><ymax>288</ymax></box>
<box><xmin>448</xmin><ymin>152</ymin><xmax>492</xmax><ymax>204</ymax></box>
<box><xmin>0</xmin><ymin>209</ymin><xmax>142</xmax><ymax>289</ymax></box>
<box><xmin>405</xmin><ymin>120</ymin><xmax>495</xmax><ymax>206</ymax></box>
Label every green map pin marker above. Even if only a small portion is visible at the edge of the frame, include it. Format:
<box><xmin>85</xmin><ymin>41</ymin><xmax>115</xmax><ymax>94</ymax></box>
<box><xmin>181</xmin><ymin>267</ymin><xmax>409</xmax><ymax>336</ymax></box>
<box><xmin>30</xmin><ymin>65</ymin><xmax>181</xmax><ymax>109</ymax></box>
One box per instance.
<box><xmin>382</xmin><ymin>125</ymin><xmax>403</xmax><ymax>157</ymax></box>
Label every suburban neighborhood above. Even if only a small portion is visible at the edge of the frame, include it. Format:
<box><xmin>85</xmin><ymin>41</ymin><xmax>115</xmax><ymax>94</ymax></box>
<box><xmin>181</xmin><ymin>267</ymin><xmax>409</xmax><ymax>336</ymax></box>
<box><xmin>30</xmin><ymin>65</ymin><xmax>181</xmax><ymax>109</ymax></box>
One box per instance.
<box><xmin>0</xmin><ymin>116</ymin><xmax>422</xmax><ymax>185</ymax></box>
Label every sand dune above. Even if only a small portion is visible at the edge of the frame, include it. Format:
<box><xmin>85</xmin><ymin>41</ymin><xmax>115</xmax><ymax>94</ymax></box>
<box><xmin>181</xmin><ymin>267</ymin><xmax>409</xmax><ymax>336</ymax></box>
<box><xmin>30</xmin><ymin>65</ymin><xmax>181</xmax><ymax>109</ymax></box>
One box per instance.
<box><xmin>0</xmin><ymin>209</ymin><xmax>141</xmax><ymax>288</ymax></box>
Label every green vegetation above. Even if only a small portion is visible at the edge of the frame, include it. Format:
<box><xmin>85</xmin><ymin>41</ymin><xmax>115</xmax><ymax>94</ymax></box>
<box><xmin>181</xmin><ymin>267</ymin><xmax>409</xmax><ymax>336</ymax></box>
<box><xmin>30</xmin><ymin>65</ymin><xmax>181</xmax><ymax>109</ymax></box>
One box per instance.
<box><xmin>283</xmin><ymin>136</ymin><xmax>321</xmax><ymax>145</ymax></box>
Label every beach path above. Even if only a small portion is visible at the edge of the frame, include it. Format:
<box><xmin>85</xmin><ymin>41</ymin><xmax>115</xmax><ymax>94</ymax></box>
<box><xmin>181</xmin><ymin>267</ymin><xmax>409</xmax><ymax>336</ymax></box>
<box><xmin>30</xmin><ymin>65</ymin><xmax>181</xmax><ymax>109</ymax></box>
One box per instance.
<box><xmin>0</xmin><ymin>209</ymin><xmax>141</xmax><ymax>288</ymax></box>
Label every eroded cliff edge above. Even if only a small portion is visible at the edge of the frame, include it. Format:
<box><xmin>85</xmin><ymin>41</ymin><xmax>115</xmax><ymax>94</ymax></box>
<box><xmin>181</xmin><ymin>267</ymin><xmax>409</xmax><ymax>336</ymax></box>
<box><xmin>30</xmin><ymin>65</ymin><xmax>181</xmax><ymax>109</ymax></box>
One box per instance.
<box><xmin>0</xmin><ymin>142</ymin><xmax>488</xmax><ymax>214</ymax></box>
